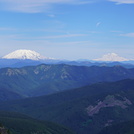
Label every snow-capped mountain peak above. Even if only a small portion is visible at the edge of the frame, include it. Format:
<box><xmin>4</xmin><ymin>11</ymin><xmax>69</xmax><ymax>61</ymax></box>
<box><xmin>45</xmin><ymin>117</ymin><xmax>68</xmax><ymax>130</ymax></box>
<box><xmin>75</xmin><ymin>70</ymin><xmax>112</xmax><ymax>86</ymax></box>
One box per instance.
<box><xmin>2</xmin><ymin>49</ymin><xmax>51</xmax><ymax>60</ymax></box>
<box><xmin>93</xmin><ymin>53</ymin><xmax>129</xmax><ymax>62</ymax></box>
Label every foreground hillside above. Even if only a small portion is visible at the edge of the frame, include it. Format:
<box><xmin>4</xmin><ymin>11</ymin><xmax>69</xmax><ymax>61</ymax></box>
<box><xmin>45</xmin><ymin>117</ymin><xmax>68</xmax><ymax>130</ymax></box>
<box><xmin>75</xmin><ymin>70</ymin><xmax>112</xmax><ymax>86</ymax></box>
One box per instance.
<box><xmin>0</xmin><ymin>79</ymin><xmax>134</xmax><ymax>134</ymax></box>
<box><xmin>1</xmin><ymin>64</ymin><xmax>134</xmax><ymax>100</ymax></box>
<box><xmin>98</xmin><ymin>120</ymin><xmax>134</xmax><ymax>134</ymax></box>
<box><xmin>0</xmin><ymin>111</ymin><xmax>75</xmax><ymax>134</ymax></box>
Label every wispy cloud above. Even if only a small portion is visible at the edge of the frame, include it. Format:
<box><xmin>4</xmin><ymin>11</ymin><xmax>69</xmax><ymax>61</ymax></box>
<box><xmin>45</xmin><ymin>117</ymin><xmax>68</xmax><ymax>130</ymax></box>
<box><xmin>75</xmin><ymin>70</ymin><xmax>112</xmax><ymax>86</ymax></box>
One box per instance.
<box><xmin>0</xmin><ymin>32</ymin><xmax>87</xmax><ymax>41</ymax></box>
<box><xmin>96</xmin><ymin>22</ymin><xmax>101</xmax><ymax>27</ymax></box>
<box><xmin>88</xmin><ymin>31</ymin><xmax>101</xmax><ymax>34</ymax></box>
<box><xmin>0</xmin><ymin>27</ymin><xmax>16</xmax><ymax>31</ymax></box>
<box><xmin>0</xmin><ymin>0</ymin><xmax>94</xmax><ymax>13</ymax></box>
<box><xmin>109</xmin><ymin>0</ymin><xmax>134</xmax><ymax>4</ymax></box>
<box><xmin>120</xmin><ymin>33</ymin><xmax>134</xmax><ymax>37</ymax></box>
<box><xmin>47</xmin><ymin>14</ymin><xmax>56</xmax><ymax>18</ymax></box>
<box><xmin>110</xmin><ymin>30</ymin><xmax>122</xmax><ymax>33</ymax></box>
<box><xmin>0</xmin><ymin>34</ymin><xmax>25</xmax><ymax>40</ymax></box>
<box><xmin>34</xmin><ymin>34</ymin><xmax>87</xmax><ymax>39</ymax></box>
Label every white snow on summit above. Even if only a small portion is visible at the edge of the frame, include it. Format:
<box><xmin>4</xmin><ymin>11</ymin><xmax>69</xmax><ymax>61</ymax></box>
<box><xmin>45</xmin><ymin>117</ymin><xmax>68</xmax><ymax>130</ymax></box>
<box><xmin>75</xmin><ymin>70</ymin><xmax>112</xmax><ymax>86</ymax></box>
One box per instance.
<box><xmin>2</xmin><ymin>49</ymin><xmax>52</xmax><ymax>60</ymax></box>
<box><xmin>93</xmin><ymin>53</ymin><xmax>129</xmax><ymax>62</ymax></box>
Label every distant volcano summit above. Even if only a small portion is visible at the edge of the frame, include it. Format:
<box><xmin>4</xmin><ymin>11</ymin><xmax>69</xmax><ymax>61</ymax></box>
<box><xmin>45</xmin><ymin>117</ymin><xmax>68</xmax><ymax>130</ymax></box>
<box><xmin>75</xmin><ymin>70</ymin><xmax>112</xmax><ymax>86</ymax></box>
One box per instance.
<box><xmin>2</xmin><ymin>49</ymin><xmax>51</xmax><ymax>60</ymax></box>
<box><xmin>93</xmin><ymin>53</ymin><xmax>129</xmax><ymax>62</ymax></box>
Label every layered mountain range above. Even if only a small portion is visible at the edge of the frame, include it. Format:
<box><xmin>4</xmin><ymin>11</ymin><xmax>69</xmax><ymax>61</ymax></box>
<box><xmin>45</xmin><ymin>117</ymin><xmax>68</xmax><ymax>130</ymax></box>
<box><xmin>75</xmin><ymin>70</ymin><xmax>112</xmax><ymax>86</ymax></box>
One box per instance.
<box><xmin>0</xmin><ymin>50</ymin><xmax>134</xmax><ymax>69</ymax></box>
<box><xmin>1</xmin><ymin>49</ymin><xmax>131</xmax><ymax>62</ymax></box>
<box><xmin>0</xmin><ymin>64</ymin><xmax>134</xmax><ymax>100</ymax></box>
<box><xmin>0</xmin><ymin>50</ymin><xmax>134</xmax><ymax>134</ymax></box>
<box><xmin>0</xmin><ymin>79</ymin><xmax>134</xmax><ymax>134</ymax></box>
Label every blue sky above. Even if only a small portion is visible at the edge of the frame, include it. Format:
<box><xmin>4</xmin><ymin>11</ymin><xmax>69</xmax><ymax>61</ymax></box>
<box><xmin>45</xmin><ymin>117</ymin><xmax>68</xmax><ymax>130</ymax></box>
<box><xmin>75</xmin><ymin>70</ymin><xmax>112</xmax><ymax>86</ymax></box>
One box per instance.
<box><xmin>0</xmin><ymin>0</ymin><xmax>134</xmax><ymax>60</ymax></box>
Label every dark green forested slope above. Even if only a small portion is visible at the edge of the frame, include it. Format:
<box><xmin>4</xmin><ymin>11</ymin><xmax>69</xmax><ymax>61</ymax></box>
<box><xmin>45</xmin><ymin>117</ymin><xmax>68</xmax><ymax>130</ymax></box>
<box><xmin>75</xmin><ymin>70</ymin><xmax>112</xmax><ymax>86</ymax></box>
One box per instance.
<box><xmin>0</xmin><ymin>79</ymin><xmax>134</xmax><ymax>134</ymax></box>
<box><xmin>0</xmin><ymin>87</ymin><xmax>23</xmax><ymax>101</ymax></box>
<box><xmin>98</xmin><ymin>120</ymin><xmax>134</xmax><ymax>134</ymax></box>
<box><xmin>0</xmin><ymin>111</ymin><xmax>75</xmax><ymax>134</ymax></box>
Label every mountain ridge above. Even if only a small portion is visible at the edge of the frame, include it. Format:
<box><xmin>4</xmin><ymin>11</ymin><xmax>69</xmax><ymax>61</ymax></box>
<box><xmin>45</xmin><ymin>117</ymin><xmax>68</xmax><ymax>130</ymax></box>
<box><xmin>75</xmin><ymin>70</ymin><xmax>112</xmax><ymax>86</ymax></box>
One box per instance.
<box><xmin>0</xmin><ymin>64</ymin><xmax>134</xmax><ymax>100</ymax></box>
<box><xmin>93</xmin><ymin>53</ymin><xmax>129</xmax><ymax>61</ymax></box>
<box><xmin>0</xmin><ymin>79</ymin><xmax>134</xmax><ymax>134</ymax></box>
<box><xmin>2</xmin><ymin>49</ymin><xmax>53</xmax><ymax>61</ymax></box>
<box><xmin>1</xmin><ymin>50</ymin><xmax>134</xmax><ymax>68</ymax></box>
